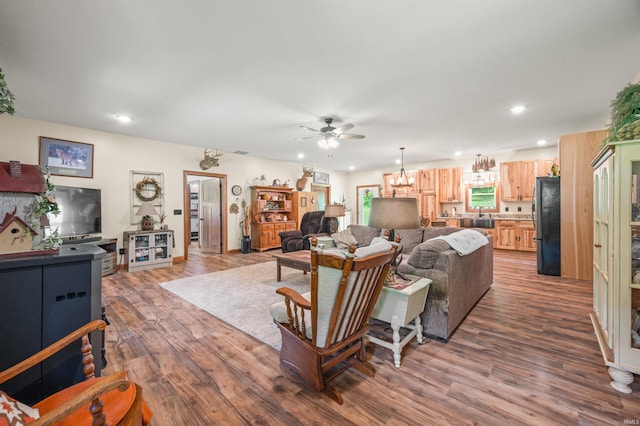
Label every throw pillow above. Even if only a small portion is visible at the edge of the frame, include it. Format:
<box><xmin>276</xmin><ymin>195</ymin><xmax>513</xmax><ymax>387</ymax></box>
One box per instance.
<box><xmin>407</xmin><ymin>238</ymin><xmax>451</xmax><ymax>269</ymax></box>
<box><xmin>393</xmin><ymin>228</ymin><xmax>425</xmax><ymax>254</ymax></box>
<box><xmin>331</xmin><ymin>228</ymin><xmax>359</xmax><ymax>249</ymax></box>
<box><xmin>0</xmin><ymin>390</ymin><xmax>40</xmax><ymax>425</ymax></box>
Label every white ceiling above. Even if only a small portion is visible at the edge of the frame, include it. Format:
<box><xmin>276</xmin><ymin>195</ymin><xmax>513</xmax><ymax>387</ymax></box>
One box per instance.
<box><xmin>1</xmin><ymin>1</ymin><xmax>640</xmax><ymax>172</ymax></box>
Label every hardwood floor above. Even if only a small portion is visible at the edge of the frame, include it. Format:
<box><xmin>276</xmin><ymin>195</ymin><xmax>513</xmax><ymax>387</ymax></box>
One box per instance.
<box><xmin>102</xmin><ymin>249</ymin><xmax>640</xmax><ymax>425</ymax></box>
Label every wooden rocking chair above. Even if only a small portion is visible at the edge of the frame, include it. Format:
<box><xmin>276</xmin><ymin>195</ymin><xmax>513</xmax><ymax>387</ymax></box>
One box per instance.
<box><xmin>270</xmin><ymin>237</ymin><xmax>398</xmax><ymax>404</ymax></box>
<box><xmin>0</xmin><ymin>320</ymin><xmax>152</xmax><ymax>425</ymax></box>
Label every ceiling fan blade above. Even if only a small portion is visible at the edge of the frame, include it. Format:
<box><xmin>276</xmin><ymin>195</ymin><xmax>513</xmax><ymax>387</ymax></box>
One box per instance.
<box><xmin>300</xmin><ymin>125</ymin><xmax>322</xmax><ymax>133</ymax></box>
<box><xmin>333</xmin><ymin>123</ymin><xmax>354</xmax><ymax>134</ymax></box>
<box><xmin>295</xmin><ymin>136</ymin><xmax>321</xmax><ymax>141</ymax></box>
<box><xmin>338</xmin><ymin>134</ymin><xmax>365</xmax><ymax>139</ymax></box>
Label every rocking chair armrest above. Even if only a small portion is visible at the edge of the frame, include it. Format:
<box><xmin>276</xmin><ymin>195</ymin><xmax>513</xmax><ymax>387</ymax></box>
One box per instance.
<box><xmin>276</xmin><ymin>287</ymin><xmax>311</xmax><ymax>310</ymax></box>
<box><xmin>0</xmin><ymin>320</ymin><xmax>107</xmax><ymax>384</ymax></box>
<box><xmin>31</xmin><ymin>371</ymin><xmax>131</xmax><ymax>426</ymax></box>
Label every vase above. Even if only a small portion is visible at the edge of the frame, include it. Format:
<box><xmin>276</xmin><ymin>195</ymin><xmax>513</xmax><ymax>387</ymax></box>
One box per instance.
<box><xmin>241</xmin><ymin>235</ymin><xmax>251</xmax><ymax>254</ymax></box>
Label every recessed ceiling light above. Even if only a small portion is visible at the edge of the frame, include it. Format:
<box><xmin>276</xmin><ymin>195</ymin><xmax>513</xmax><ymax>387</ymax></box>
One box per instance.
<box><xmin>454</xmin><ymin>151</ymin><xmax>461</xmax><ymax>156</ymax></box>
<box><xmin>349</xmin><ymin>165</ymin><xmax>355</xmax><ymax>171</ymax></box>
<box><xmin>395</xmin><ymin>159</ymin><xmax>401</xmax><ymax>165</ymax></box>
<box><xmin>537</xmin><ymin>139</ymin><xmax>547</xmax><ymax>146</ymax></box>
<box><xmin>114</xmin><ymin>114</ymin><xmax>131</xmax><ymax>123</ymax></box>
<box><xmin>297</xmin><ymin>153</ymin><xmax>304</xmax><ymax>159</ymax></box>
<box><xmin>510</xmin><ymin>105</ymin><xmax>525</xmax><ymax>114</ymax></box>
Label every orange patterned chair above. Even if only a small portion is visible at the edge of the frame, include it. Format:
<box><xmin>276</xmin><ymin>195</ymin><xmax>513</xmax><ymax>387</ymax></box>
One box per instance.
<box><xmin>0</xmin><ymin>320</ymin><xmax>152</xmax><ymax>425</ymax></box>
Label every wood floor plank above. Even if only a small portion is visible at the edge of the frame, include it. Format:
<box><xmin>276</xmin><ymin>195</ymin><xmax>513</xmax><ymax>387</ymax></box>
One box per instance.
<box><xmin>100</xmin><ymin>248</ymin><xmax>640</xmax><ymax>425</ymax></box>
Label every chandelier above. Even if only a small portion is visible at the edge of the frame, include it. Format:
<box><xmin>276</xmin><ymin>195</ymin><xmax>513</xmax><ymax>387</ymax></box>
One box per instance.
<box><xmin>471</xmin><ymin>154</ymin><xmax>495</xmax><ymax>173</ymax></box>
<box><xmin>390</xmin><ymin>147</ymin><xmax>414</xmax><ymax>188</ymax></box>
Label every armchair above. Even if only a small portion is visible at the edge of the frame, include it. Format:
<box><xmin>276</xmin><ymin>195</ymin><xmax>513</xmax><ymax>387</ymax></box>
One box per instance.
<box><xmin>0</xmin><ymin>320</ymin><xmax>152</xmax><ymax>425</ymax></box>
<box><xmin>270</xmin><ymin>238</ymin><xmax>398</xmax><ymax>404</ymax></box>
<box><xmin>279</xmin><ymin>210</ymin><xmax>331</xmax><ymax>252</ymax></box>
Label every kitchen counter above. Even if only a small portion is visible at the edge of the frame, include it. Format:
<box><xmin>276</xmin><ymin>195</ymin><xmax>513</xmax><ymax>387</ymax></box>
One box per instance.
<box><xmin>437</xmin><ymin>214</ymin><xmax>533</xmax><ymax>221</ymax></box>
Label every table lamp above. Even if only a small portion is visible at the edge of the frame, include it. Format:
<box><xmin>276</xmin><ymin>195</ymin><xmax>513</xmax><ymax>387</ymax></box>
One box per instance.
<box><xmin>367</xmin><ymin>198</ymin><xmax>420</xmax><ymax>241</ymax></box>
<box><xmin>324</xmin><ymin>203</ymin><xmax>345</xmax><ymax>234</ymax></box>
<box><xmin>135</xmin><ymin>202</ymin><xmax>159</xmax><ymax>231</ymax></box>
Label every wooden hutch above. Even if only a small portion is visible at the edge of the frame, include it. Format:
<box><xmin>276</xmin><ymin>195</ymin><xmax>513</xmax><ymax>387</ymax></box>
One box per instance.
<box><xmin>250</xmin><ymin>186</ymin><xmax>296</xmax><ymax>251</ymax></box>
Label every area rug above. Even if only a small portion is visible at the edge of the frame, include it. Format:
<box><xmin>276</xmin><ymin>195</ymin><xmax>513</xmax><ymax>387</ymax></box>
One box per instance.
<box><xmin>159</xmin><ymin>261</ymin><xmax>309</xmax><ymax>350</ymax></box>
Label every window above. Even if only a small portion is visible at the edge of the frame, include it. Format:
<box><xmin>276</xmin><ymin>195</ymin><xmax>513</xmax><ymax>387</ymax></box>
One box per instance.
<box><xmin>465</xmin><ymin>185</ymin><xmax>499</xmax><ymax>213</ymax></box>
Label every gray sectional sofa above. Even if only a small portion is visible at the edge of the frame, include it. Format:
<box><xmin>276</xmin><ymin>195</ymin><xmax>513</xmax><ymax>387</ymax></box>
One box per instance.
<box><xmin>346</xmin><ymin>224</ymin><xmax>493</xmax><ymax>340</ymax></box>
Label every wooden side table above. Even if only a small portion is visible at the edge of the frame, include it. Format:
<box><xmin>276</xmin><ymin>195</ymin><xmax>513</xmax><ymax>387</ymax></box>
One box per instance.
<box><xmin>368</xmin><ymin>276</ymin><xmax>431</xmax><ymax>368</ymax></box>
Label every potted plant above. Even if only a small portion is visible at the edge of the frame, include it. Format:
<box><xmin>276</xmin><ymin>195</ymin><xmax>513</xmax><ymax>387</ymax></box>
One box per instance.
<box><xmin>240</xmin><ymin>199</ymin><xmax>251</xmax><ymax>253</ymax></box>
<box><xmin>0</xmin><ymin>67</ymin><xmax>16</xmax><ymax>115</ymax></box>
<box><xmin>606</xmin><ymin>82</ymin><xmax>640</xmax><ymax>143</ymax></box>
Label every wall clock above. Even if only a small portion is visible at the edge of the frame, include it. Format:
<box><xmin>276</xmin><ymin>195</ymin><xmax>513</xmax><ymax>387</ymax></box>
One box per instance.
<box><xmin>231</xmin><ymin>185</ymin><xmax>243</xmax><ymax>196</ymax></box>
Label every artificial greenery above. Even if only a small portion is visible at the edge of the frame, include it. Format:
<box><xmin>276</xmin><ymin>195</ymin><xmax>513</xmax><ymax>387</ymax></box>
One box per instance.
<box><xmin>606</xmin><ymin>82</ymin><xmax>640</xmax><ymax>143</ymax></box>
<box><xmin>0</xmin><ymin>67</ymin><xmax>16</xmax><ymax>115</ymax></box>
<box><xmin>29</xmin><ymin>168</ymin><xmax>61</xmax><ymax>249</ymax></box>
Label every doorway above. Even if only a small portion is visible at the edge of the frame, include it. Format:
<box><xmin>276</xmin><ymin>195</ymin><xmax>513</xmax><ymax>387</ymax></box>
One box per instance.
<box><xmin>311</xmin><ymin>184</ymin><xmax>330</xmax><ymax>211</ymax></box>
<box><xmin>183</xmin><ymin>171</ymin><xmax>227</xmax><ymax>260</ymax></box>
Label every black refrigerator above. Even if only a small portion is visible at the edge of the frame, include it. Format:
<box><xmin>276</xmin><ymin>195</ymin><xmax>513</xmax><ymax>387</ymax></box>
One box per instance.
<box><xmin>533</xmin><ymin>177</ymin><xmax>561</xmax><ymax>276</ymax></box>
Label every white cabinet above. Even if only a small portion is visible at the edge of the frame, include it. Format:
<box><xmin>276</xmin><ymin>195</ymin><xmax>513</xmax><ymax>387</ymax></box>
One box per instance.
<box><xmin>591</xmin><ymin>139</ymin><xmax>640</xmax><ymax>393</ymax></box>
<box><xmin>124</xmin><ymin>230</ymin><xmax>173</xmax><ymax>272</ymax></box>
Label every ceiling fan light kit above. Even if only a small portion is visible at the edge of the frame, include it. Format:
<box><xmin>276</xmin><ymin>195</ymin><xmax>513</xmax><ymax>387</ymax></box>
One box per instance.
<box><xmin>297</xmin><ymin>117</ymin><xmax>365</xmax><ymax>149</ymax></box>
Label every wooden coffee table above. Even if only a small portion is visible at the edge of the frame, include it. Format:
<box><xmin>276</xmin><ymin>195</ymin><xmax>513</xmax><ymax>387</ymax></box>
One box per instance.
<box><xmin>272</xmin><ymin>251</ymin><xmax>311</xmax><ymax>281</ymax></box>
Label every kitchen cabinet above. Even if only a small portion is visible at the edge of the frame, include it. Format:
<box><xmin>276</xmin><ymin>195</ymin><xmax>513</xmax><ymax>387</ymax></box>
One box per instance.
<box><xmin>494</xmin><ymin>220</ymin><xmax>536</xmax><ymax>251</ymax></box>
<box><xmin>250</xmin><ymin>186</ymin><xmax>295</xmax><ymax>251</ymax></box>
<box><xmin>439</xmin><ymin>168</ymin><xmax>463</xmax><ymax>203</ymax></box>
<box><xmin>591</xmin><ymin>139</ymin><xmax>640</xmax><ymax>394</ymax></box>
<box><xmin>382</xmin><ymin>171</ymin><xmax>419</xmax><ymax>197</ymax></box>
<box><xmin>124</xmin><ymin>230</ymin><xmax>173</xmax><ymax>272</ymax></box>
<box><xmin>418</xmin><ymin>168</ymin><xmax>437</xmax><ymax>193</ymax></box>
<box><xmin>420</xmin><ymin>193</ymin><xmax>437</xmax><ymax>222</ymax></box>
<box><xmin>500</xmin><ymin>161</ymin><xmax>536</xmax><ymax>201</ymax></box>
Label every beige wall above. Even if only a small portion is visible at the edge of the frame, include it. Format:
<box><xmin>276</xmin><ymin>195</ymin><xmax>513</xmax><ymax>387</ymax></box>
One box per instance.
<box><xmin>0</xmin><ymin>115</ymin><xmax>347</xmax><ymax>259</ymax></box>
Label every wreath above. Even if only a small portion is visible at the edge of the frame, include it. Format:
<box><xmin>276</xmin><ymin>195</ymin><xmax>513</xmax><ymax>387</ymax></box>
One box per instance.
<box><xmin>135</xmin><ymin>176</ymin><xmax>162</xmax><ymax>202</ymax></box>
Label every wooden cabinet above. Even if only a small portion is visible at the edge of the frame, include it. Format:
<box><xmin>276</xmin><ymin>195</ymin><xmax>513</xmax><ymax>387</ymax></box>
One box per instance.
<box><xmin>439</xmin><ymin>167</ymin><xmax>463</xmax><ymax>203</ymax></box>
<box><xmin>500</xmin><ymin>161</ymin><xmax>537</xmax><ymax>201</ymax></box>
<box><xmin>124</xmin><ymin>230</ymin><xmax>173</xmax><ymax>272</ymax></box>
<box><xmin>591</xmin><ymin>139</ymin><xmax>640</xmax><ymax>394</ymax></box>
<box><xmin>95</xmin><ymin>238</ymin><xmax>117</xmax><ymax>276</ymax></box>
<box><xmin>418</xmin><ymin>168</ymin><xmax>437</xmax><ymax>193</ymax></box>
<box><xmin>250</xmin><ymin>186</ymin><xmax>295</xmax><ymax>251</ymax></box>
<box><xmin>382</xmin><ymin>171</ymin><xmax>419</xmax><ymax>197</ymax></box>
<box><xmin>420</xmin><ymin>193</ymin><xmax>437</xmax><ymax>222</ymax></box>
<box><xmin>446</xmin><ymin>219</ymin><xmax>460</xmax><ymax>227</ymax></box>
<box><xmin>495</xmin><ymin>220</ymin><xmax>536</xmax><ymax>251</ymax></box>
<box><xmin>537</xmin><ymin>158</ymin><xmax>558</xmax><ymax>177</ymax></box>
<box><xmin>251</xmin><ymin>221</ymin><xmax>295</xmax><ymax>251</ymax></box>
<box><xmin>560</xmin><ymin>130</ymin><xmax>608</xmax><ymax>280</ymax></box>
<box><xmin>518</xmin><ymin>222</ymin><xmax>537</xmax><ymax>251</ymax></box>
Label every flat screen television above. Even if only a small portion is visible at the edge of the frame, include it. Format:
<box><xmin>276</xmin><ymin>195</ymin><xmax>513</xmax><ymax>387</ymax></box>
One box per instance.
<box><xmin>49</xmin><ymin>185</ymin><xmax>102</xmax><ymax>243</ymax></box>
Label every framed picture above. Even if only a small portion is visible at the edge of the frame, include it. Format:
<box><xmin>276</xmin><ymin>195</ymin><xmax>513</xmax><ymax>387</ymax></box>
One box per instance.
<box><xmin>39</xmin><ymin>136</ymin><xmax>94</xmax><ymax>178</ymax></box>
<box><xmin>356</xmin><ymin>184</ymin><xmax>381</xmax><ymax>225</ymax></box>
<box><xmin>313</xmin><ymin>171</ymin><xmax>330</xmax><ymax>185</ymax></box>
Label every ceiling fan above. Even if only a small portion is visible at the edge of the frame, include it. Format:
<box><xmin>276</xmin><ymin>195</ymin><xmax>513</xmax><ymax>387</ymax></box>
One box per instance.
<box><xmin>296</xmin><ymin>117</ymin><xmax>365</xmax><ymax>150</ymax></box>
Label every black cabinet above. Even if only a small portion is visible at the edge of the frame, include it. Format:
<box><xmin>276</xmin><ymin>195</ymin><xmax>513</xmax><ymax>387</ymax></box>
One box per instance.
<box><xmin>0</xmin><ymin>244</ymin><xmax>104</xmax><ymax>404</ymax></box>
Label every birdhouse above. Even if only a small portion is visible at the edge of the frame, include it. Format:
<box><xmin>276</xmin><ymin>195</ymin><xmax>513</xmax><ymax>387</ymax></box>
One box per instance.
<box><xmin>0</xmin><ymin>209</ymin><xmax>38</xmax><ymax>254</ymax></box>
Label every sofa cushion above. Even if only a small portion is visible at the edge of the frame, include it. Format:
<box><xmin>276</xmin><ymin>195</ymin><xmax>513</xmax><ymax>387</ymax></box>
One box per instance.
<box><xmin>331</xmin><ymin>228</ymin><xmax>359</xmax><ymax>249</ymax></box>
<box><xmin>347</xmin><ymin>225</ymin><xmax>383</xmax><ymax>247</ymax></box>
<box><xmin>407</xmin><ymin>238</ymin><xmax>452</xmax><ymax>269</ymax></box>
<box><xmin>422</xmin><ymin>226</ymin><xmax>460</xmax><ymax>241</ymax></box>
<box><xmin>393</xmin><ymin>228</ymin><xmax>424</xmax><ymax>254</ymax></box>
